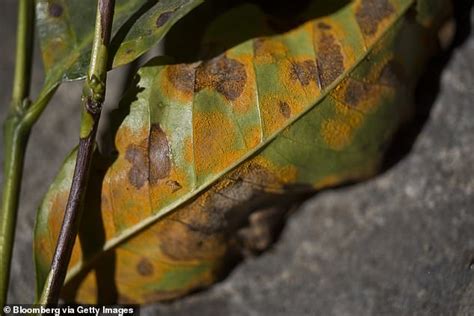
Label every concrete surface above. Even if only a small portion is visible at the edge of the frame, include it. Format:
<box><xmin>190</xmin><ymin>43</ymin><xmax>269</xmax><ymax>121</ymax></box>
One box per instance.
<box><xmin>0</xmin><ymin>1</ymin><xmax>473</xmax><ymax>315</ymax></box>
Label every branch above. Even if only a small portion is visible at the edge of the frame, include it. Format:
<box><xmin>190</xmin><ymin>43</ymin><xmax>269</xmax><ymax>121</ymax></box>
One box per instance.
<box><xmin>38</xmin><ymin>0</ymin><xmax>116</xmax><ymax>305</ymax></box>
<box><xmin>0</xmin><ymin>0</ymin><xmax>34</xmax><ymax>308</ymax></box>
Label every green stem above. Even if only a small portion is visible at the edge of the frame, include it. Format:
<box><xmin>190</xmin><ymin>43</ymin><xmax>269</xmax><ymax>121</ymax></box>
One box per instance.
<box><xmin>38</xmin><ymin>0</ymin><xmax>116</xmax><ymax>306</ymax></box>
<box><xmin>11</xmin><ymin>0</ymin><xmax>34</xmax><ymax>111</ymax></box>
<box><xmin>0</xmin><ymin>120</ymin><xmax>28</xmax><ymax>308</ymax></box>
<box><xmin>0</xmin><ymin>0</ymin><xmax>34</xmax><ymax>309</ymax></box>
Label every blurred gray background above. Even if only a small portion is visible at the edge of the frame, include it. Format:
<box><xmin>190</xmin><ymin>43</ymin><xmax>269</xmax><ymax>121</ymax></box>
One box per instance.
<box><xmin>1</xmin><ymin>1</ymin><xmax>473</xmax><ymax>315</ymax></box>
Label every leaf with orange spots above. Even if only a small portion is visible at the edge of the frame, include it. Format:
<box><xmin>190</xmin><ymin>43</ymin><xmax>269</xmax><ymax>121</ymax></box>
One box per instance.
<box><xmin>35</xmin><ymin>0</ymin><xmax>203</xmax><ymax>105</ymax></box>
<box><xmin>35</xmin><ymin>0</ymin><xmax>451</xmax><ymax>304</ymax></box>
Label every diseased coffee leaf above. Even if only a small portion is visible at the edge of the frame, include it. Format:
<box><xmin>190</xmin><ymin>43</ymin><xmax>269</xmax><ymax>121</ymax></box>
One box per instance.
<box><xmin>35</xmin><ymin>0</ymin><xmax>203</xmax><ymax>102</ymax></box>
<box><xmin>35</xmin><ymin>0</ymin><xmax>450</xmax><ymax>304</ymax></box>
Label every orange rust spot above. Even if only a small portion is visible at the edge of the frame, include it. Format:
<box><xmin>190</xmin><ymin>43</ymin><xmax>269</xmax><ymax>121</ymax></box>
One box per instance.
<box><xmin>333</xmin><ymin>100</ymin><xmax>364</xmax><ymax>129</ymax></box>
<box><xmin>193</xmin><ymin>111</ymin><xmax>245</xmax><ymax>174</ymax></box>
<box><xmin>260</xmin><ymin>94</ymin><xmax>290</xmax><ymax>136</ymax></box>
<box><xmin>253</xmin><ymin>37</ymin><xmax>288</xmax><ymax>64</ymax></box>
<box><xmin>115</xmin><ymin>125</ymin><xmax>148</xmax><ymax>153</ymax></box>
<box><xmin>321</xmin><ymin>119</ymin><xmax>354</xmax><ymax>150</ymax></box>
<box><xmin>149</xmin><ymin>166</ymin><xmax>190</xmax><ymax>210</ymax></box>
<box><xmin>244</xmin><ymin>125</ymin><xmax>262</xmax><ymax>149</ymax></box>
<box><xmin>252</xmin><ymin>156</ymin><xmax>298</xmax><ymax>186</ymax></box>
<box><xmin>260</xmin><ymin>79</ymin><xmax>311</xmax><ymax>135</ymax></box>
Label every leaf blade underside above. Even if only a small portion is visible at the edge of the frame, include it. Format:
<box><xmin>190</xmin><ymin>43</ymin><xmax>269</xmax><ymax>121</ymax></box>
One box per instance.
<box><xmin>35</xmin><ymin>0</ymin><xmax>449</xmax><ymax>304</ymax></box>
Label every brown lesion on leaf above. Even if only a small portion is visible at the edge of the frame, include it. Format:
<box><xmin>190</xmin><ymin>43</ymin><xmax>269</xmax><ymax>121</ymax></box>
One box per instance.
<box><xmin>125</xmin><ymin>124</ymin><xmax>171</xmax><ymax>189</ymax></box>
<box><xmin>125</xmin><ymin>146</ymin><xmax>148</xmax><ymax>189</ymax></box>
<box><xmin>148</xmin><ymin>124</ymin><xmax>171</xmax><ymax>183</ymax></box>
<box><xmin>48</xmin><ymin>3</ymin><xmax>63</xmax><ymax>17</ymax></box>
<box><xmin>136</xmin><ymin>258</ymin><xmax>154</xmax><ymax>276</ymax></box>
<box><xmin>279</xmin><ymin>101</ymin><xmax>291</xmax><ymax>118</ymax></box>
<box><xmin>166</xmin><ymin>180</ymin><xmax>182</xmax><ymax>193</ymax></box>
<box><xmin>157</xmin><ymin>209</ymin><xmax>227</xmax><ymax>262</ymax></box>
<box><xmin>195</xmin><ymin>55</ymin><xmax>247</xmax><ymax>101</ymax></box>
<box><xmin>316</xmin><ymin>33</ymin><xmax>345</xmax><ymax>89</ymax></box>
<box><xmin>166</xmin><ymin>64</ymin><xmax>196</xmax><ymax>96</ymax></box>
<box><xmin>378</xmin><ymin>60</ymin><xmax>405</xmax><ymax>86</ymax></box>
<box><xmin>337</xmin><ymin>59</ymin><xmax>404</xmax><ymax>111</ymax></box>
<box><xmin>157</xmin><ymin>161</ymin><xmax>285</xmax><ymax>262</ymax></box>
<box><xmin>344</xmin><ymin>79</ymin><xmax>372</xmax><ymax>107</ymax></box>
<box><xmin>253</xmin><ymin>38</ymin><xmax>266</xmax><ymax>56</ymax></box>
<box><xmin>290</xmin><ymin>60</ymin><xmax>317</xmax><ymax>86</ymax></box>
<box><xmin>317</xmin><ymin>22</ymin><xmax>332</xmax><ymax>30</ymax></box>
<box><xmin>355</xmin><ymin>0</ymin><xmax>395</xmax><ymax>36</ymax></box>
<box><xmin>156</xmin><ymin>11</ymin><xmax>174</xmax><ymax>28</ymax></box>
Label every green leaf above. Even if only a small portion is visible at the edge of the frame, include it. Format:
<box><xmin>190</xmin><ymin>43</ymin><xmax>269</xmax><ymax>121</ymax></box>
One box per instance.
<box><xmin>35</xmin><ymin>0</ymin><xmax>203</xmax><ymax>100</ymax></box>
<box><xmin>35</xmin><ymin>0</ymin><xmax>450</xmax><ymax>304</ymax></box>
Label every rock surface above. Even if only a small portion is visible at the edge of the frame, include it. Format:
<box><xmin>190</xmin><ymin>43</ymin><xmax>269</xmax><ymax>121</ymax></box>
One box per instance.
<box><xmin>0</xmin><ymin>1</ymin><xmax>473</xmax><ymax>315</ymax></box>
